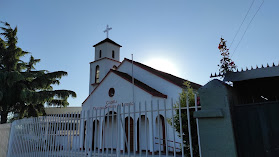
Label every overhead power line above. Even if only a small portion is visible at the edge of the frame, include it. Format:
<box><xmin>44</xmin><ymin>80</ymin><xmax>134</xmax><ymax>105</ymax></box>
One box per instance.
<box><xmin>229</xmin><ymin>0</ymin><xmax>256</xmax><ymax>49</ymax></box>
<box><xmin>231</xmin><ymin>0</ymin><xmax>265</xmax><ymax>57</ymax></box>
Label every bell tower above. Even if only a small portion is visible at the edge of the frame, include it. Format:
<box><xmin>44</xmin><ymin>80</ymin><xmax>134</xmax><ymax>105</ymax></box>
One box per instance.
<box><xmin>89</xmin><ymin>25</ymin><xmax>122</xmax><ymax>93</ymax></box>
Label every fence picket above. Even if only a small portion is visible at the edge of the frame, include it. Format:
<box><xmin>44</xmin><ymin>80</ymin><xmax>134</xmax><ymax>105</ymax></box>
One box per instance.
<box><xmin>134</xmin><ymin>103</ymin><xmax>136</xmax><ymax>157</ymax></box>
<box><xmin>195</xmin><ymin>94</ymin><xmax>202</xmax><ymax>157</ymax></box>
<box><xmin>122</xmin><ymin>104</ymin><xmax>126</xmax><ymax>157</ymax></box>
<box><xmin>94</xmin><ymin>109</ymin><xmax>97</xmax><ymax>157</ymax></box>
<box><xmin>186</xmin><ymin>95</ymin><xmax>193</xmax><ymax>157</ymax></box>
<box><xmin>158</xmin><ymin>100</ymin><xmax>162</xmax><ymax>157</ymax></box>
<box><xmin>139</xmin><ymin>102</ymin><xmax>142</xmax><ymax>157</ymax></box>
<box><xmin>151</xmin><ymin>100</ymin><xmax>154</xmax><ymax>157</ymax></box>
<box><xmin>164</xmin><ymin>99</ymin><xmax>169</xmax><ymax>157</ymax></box>
<box><xmin>105</xmin><ymin>107</ymin><xmax>109</xmax><ymax>157</ymax></box>
<box><xmin>171</xmin><ymin>99</ymin><xmax>177</xmax><ymax>157</ymax></box>
<box><xmin>111</xmin><ymin>107</ymin><xmax>114</xmax><ymax>156</ymax></box>
<box><xmin>145</xmin><ymin>101</ymin><xmax>148</xmax><ymax>157</ymax></box>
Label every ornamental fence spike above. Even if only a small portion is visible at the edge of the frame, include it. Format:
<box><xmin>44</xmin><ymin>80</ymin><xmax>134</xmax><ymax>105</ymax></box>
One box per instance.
<box><xmin>267</xmin><ymin>63</ymin><xmax>269</xmax><ymax>67</ymax></box>
<box><xmin>262</xmin><ymin>64</ymin><xmax>264</xmax><ymax>68</ymax></box>
<box><xmin>273</xmin><ymin>62</ymin><xmax>275</xmax><ymax>67</ymax></box>
<box><xmin>256</xmin><ymin>65</ymin><xmax>258</xmax><ymax>69</ymax></box>
<box><xmin>251</xmin><ymin>66</ymin><xmax>253</xmax><ymax>70</ymax></box>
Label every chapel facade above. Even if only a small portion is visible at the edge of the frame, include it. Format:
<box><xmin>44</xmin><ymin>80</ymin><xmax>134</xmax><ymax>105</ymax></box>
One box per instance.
<box><xmin>81</xmin><ymin>37</ymin><xmax>201</xmax><ymax>153</ymax></box>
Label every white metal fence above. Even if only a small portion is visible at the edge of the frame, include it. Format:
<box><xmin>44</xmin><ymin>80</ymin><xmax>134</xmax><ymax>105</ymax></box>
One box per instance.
<box><xmin>7</xmin><ymin>96</ymin><xmax>201</xmax><ymax>157</ymax></box>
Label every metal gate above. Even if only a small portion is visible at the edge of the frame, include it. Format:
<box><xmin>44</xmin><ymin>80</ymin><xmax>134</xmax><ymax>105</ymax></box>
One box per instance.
<box><xmin>7</xmin><ymin>96</ymin><xmax>201</xmax><ymax>157</ymax></box>
<box><xmin>233</xmin><ymin>101</ymin><xmax>279</xmax><ymax>157</ymax></box>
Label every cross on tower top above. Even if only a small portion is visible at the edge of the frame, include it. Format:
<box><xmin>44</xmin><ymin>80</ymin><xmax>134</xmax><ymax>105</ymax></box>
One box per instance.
<box><xmin>104</xmin><ymin>25</ymin><xmax>112</xmax><ymax>38</ymax></box>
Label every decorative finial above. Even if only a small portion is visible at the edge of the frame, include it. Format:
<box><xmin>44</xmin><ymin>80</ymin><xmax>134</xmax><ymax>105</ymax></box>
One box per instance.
<box><xmin>272</xmin><ymin>62</ymin><xmax>275</xmax><ymax>67</ymax></box>
<box><xmin>104</xmin><ymin>25</ymin><xmax>112</xmax><ymax>38</ymax></box>
<box><xmin>262</xmin><ymin>64</ymin><xmax>264</xmax><ymax>68</ymax></box>
<box><xmin>267</xmin><ymin>63</ymin><xmax>269</xmax><ymax>67</ymax></box>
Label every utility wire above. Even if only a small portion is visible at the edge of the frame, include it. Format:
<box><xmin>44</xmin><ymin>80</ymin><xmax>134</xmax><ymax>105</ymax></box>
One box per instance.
<box><xmin>229</xmin><ymin>0</ymin><xmax>256</xmax><ymax>49</ymax></box>
<box><xmin>231</xmin><ymin>0</ymin><xmax>265</xmax><ymax>57</ymax></box>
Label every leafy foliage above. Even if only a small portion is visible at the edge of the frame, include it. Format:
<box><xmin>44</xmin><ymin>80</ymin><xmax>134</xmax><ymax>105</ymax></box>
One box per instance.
<box><xmin>218</xmin><ymin>38</ymin><xmax>236</xmax><ymax>77</ymax></box>
<box><xmin>169</xmin><ymin>81</ymin><xmax>200</xmax><ymax>156</ymax></box>
<box><xmin>0</xmin><ymin>22</ymin><xmax>76</xmax><ymax>123</ymax></box>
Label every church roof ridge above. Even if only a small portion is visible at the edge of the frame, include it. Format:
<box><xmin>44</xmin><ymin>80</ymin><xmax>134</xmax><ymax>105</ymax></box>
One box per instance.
<box><xmin>111</xmin><ymin>70</ymin><xmax>168</xmax><ymax>98</ymax></box>
<box><xmin>89</xmin><ymin>57</ymin><xmax>121</xmax><ymax>64</ymax></box>
<box><xmin>123</xmin><ymin>58</ymin><xmax>202</xmax><ymax>90</ymax></box>
<box><xmin>93</xmin><ymin>38</ymin><xmax>122</xmax><ymax>47</ymax></box>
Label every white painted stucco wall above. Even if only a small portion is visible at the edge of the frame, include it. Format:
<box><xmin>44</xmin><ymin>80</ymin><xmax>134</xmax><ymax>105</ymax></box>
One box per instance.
<box><xmin>94</xmin><ymin>42</ymin><xmax>120</xmax><ymax>61</ymax></box>
<box><xmin>89</xmin><ymin>59</ymin><xmax>120</xmax><ymax>93</ymax></box>
<box><xmin>118</xmin><ymin>60</ymin><xmax>183</xmax><ymax>102</ymax></box>
<box><xmin>84</xmin><ymin>71</ymin><xmax>156</xmax><ymax>110</ymax></box>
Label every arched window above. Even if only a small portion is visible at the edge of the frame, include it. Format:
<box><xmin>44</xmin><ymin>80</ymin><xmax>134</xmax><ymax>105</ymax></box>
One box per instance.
<box><xmin>99</xmin><ymin>50</ymin><xmax>102</xmax><ymax>58</ymax></box>
<box><xmin>112</xmin><ymin>50</ymin><xmax>115</xmax><ymax>58</ymax></box>
<box><xmin>95</xmin><ymin>65</ymin><xmax>100</xmax><ymax>83</ymax></box>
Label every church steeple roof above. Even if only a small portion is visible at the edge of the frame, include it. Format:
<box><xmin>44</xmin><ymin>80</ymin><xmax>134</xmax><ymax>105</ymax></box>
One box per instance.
<box><xmin>93</xmin><ymin>38</ymin><xmax>122</xmax><ymax>47</ymax></box>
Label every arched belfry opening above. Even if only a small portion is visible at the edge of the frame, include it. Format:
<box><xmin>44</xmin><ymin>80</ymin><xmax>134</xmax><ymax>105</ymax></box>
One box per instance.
<box><xmin>95</xmin><ymin>65</ymin><xmax>100</xmax><ymax>83</ymax></box>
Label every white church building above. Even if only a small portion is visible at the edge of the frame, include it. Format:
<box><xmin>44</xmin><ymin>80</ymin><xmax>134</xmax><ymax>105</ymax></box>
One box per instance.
<box><xmin>81</xmin><ymin>36</ymin><xmax>201</xmax><ymax>153</ymax></box>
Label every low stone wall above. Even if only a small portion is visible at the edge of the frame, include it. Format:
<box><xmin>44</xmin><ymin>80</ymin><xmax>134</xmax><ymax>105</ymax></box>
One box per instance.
<box><xmin>0</xmin><ymin>123</ymin><xmax>11</xmax><ymax>157</ymax></box>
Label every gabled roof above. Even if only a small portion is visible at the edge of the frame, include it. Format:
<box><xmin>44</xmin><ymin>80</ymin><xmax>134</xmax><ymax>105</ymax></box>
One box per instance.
<box><xmin>90</xmin><ymin>57</ymin><xmax>121</xmax><ymax>64</ymax></box>
<box><xmin>93</xmin><ymin>38</ymin><xmax>122</xmax><ymax>47</ymax></box>
<box><xmin>111</xmin><ymin>70</ymin><xmax>167</xmax><ymax>98</ymax></box>
<box><xmin>123</xmin><ymin>58</ymin><xmax>202</xmax><ymax>90</ymax></box>
<box><xmin>82</xmin><ymin>69</ymin><xmax>167</xmax><ymax>105</ymax></box>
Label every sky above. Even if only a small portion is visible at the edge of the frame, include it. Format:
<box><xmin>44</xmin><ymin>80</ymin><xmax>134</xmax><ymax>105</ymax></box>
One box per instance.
<box><xmin>1</xmin><ymin>0</ymin><xmax>278</xmax><ymax>107</ymax></box>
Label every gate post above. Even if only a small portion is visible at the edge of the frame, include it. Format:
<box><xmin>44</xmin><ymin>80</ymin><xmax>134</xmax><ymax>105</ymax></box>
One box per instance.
<box><xmin>194</xmin><ymin>79</ymin><xmax>238</xmax><ymax>157</ymax></box>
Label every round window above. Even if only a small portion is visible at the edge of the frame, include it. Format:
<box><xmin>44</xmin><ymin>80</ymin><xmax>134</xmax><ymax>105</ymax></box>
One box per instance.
<box><xmin>109</xmin><ymin>88</ymin><xmax>115</xmax><ymax>97</ymax></box>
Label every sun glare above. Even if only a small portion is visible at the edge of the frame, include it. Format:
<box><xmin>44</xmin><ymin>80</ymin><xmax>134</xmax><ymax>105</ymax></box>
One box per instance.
<box><xmin>144</xmin><ymin>58</ymin><xmax>180</xmax><ymax>77</ymax></box>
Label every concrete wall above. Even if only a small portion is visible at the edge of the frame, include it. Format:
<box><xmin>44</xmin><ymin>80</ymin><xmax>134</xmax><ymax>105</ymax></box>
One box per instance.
<box><xmin>194</xmin><ymin>79</ymin><xmax>238</xmax><ymax>157</ymax></box>
<box><xmin>0</xmin><ymin>123</ymin><xmax>11</xmax><ymax>157</ymax></box>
